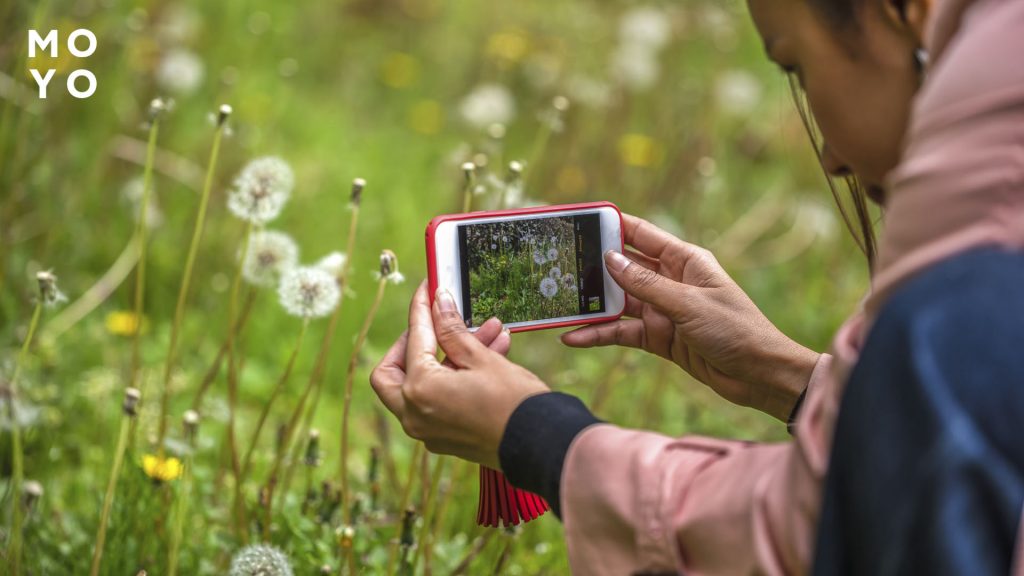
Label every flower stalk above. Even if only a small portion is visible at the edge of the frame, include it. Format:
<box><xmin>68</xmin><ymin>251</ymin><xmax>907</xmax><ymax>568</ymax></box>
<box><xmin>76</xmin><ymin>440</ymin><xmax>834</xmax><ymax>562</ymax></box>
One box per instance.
<box><xmin>461</xmin><ymin>162</ymin><xmax>476</xmax><ymax>213</ymax></box>
<box><xmin>167</xmin><ymin>409</ymin><xmax>200</xmax><ymax>576</ymax></box>
<box><xmin>158</xmin><ymin>104</ymin><xmax>231</xmax><ymax>451</ymax></box>
<box><xmin>90</xmin><ymin>388</ymin><xmax>141</xmax><ymax>576</ymax></box>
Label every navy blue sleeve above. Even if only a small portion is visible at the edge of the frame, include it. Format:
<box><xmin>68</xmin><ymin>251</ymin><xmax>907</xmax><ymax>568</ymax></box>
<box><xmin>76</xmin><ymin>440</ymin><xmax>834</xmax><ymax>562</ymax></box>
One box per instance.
<box><xmin>814</xmin><ymin>248</ymin><xmax>1024</xmax><ymax>576</ymax></box>
<box><xmin>498</xmin><ymin>392</ymin><xmax>602</xmax><ymax>518</ymax></box>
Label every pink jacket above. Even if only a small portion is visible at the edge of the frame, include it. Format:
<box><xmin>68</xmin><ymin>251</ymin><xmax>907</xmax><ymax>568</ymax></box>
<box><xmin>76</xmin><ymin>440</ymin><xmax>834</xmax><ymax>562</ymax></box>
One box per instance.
<box><xmin>559</xmin><ymin>0</ymin><xmax>1024</xmax><ymax>573</ymax></box>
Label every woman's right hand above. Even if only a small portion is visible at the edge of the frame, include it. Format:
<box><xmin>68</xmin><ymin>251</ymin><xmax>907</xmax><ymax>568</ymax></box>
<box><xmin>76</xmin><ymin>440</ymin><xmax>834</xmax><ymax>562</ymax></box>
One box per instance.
<box><xmin>561</xmin><ymin>213</ymin><xmax>821</xmax><ymax>422</ymax></box>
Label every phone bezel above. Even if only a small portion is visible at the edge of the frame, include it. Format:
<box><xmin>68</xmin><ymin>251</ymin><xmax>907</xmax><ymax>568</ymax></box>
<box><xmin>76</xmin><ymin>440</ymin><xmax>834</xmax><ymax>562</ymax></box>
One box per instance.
<box><xmin>428</xmin><ymin>202</ymin><xmax>625</xmax><ymax>332</ymax></box>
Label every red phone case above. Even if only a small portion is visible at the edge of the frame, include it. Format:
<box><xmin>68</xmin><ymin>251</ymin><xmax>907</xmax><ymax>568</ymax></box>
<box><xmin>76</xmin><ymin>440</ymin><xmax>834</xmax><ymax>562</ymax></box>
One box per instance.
<box><xmin>425</xmin><ymin>201</ymin><xmax>625</xmax><ymax>333</ymax></box>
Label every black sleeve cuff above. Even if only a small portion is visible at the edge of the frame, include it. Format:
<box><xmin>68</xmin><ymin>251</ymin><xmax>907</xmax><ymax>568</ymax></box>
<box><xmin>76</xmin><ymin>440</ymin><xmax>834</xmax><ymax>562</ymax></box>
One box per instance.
<box><xmin>498</xmin><ymin>392</ymin><xmax>602</xmax><ymax>518</ymax></box>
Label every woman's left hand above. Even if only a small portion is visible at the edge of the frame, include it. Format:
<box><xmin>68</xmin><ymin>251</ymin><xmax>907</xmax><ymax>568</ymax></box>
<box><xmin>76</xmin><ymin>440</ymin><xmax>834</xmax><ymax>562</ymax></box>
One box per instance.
<box><xmin>370</xmin><ymin>281</ymin><xmax>550</xmax><ymax>470</ymax></box>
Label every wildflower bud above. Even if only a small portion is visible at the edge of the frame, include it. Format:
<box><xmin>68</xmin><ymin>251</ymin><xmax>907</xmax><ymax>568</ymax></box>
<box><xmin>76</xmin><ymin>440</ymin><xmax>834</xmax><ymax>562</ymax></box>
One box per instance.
<box><xmin>487</xmin><ymin>123</ymin><xmax>506</xmax><ymax>140</ymax></box>
<box><xmin>337</xmin><ymin>524</ymin><xmax>355</xmax><ymax>549</ymax></box>
<box><xmin>400</xmin><ymin>507</ymin><xmax>416</xmax><ymax>548</ymax></box>
<box><xmin>552</xmin><ymin>95</ymin><xmax>570</xmax><ymax>113</ymax></box>
<box><xmin>217</xmin><ymin>104</ymin><xmax>233</xmax><ymax>126</ymax></box>
<box><xmin>22</xmin><ymin>480</ymin><xmax>43</xmax><ymax>511</ymax></box>
<box><xmin>319</xmin><ymin>565</ymin><xmax>332</xmax><ymax>575</ymax></box>
<box><xmin>35</xmin><ymin>270</ymin><xmax>66</xmax><ymax>307</ymax></box>
<box><xmin>379</xmin><ymin>250</ymin><xmax>397</xmax><ymax>278</ymax></box>
<box><xmin>148</xmin><ymin>98</ymin><xmax>166</xmax><ymax>120</ymax></box>
<box><xmin>123</xmin><ymin>388</ymin><xmax>142</xmax><ymax>417</ymax></box>
<box><xmin>183</xmin><ymin>409</ymin><xmax>200</xmax><ymax>442</ymax></box>
<box><xmin>507</xmin><ymin>161</ymin><xmax>523</xmax><ymax>182</ymax></box>
<box><xmin>350</xmin><ymin>178</ymin><xmax>366</xmax><ymax>207</ymax></box>
<box><xmin>461</xmin><ymin>162</ymin><xmax>476</xmax><ymax>182</ymax></box>
<box><xmin>303</xmin><ymin>429</ymin><xmax>322</xmax><ymax>467</ymax></box>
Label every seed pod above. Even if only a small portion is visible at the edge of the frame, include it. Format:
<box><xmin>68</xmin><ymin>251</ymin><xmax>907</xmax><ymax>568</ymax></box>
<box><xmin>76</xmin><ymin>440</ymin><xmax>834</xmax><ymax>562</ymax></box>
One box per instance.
<box><xmin>350</xmin><ymin>178</ymin><xmax>366</xmax><ymax>207</ymax></box>
<box><xmin>123</xmin><ymin>388</ymin><xmax>142</xmax><ymax>417</ymax></box>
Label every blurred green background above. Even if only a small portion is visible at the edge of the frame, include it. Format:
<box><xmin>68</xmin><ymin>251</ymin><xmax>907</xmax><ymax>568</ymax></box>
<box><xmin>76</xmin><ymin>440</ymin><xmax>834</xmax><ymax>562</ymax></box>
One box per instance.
<box><xmin>0</xmin><ymin>0</ymin><xmax>869</xmax><ymax>573</ymax></box>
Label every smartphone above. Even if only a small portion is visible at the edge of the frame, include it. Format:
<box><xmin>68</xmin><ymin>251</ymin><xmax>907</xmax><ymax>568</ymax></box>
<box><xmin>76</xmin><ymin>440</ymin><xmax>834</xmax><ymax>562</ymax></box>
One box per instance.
<box><xmin>426</xmin><ymin>201</ymin><xmax>626</xmax><ymax>333</ymax></box>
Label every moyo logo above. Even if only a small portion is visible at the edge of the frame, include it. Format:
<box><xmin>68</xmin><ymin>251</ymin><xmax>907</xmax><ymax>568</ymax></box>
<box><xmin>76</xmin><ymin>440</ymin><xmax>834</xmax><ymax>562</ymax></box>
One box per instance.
<box><xmin>28</xmin><ymin>29</ymin><xmax>98</xmax><ymax>99</ymax></box>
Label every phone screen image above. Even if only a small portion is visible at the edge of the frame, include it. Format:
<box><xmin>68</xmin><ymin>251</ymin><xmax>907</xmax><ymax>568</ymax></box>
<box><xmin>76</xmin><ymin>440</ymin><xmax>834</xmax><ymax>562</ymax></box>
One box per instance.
<box><xmin>457</xmin><ymin>212</ymin><xmax>607</xmax><ymax>327</ymax></box>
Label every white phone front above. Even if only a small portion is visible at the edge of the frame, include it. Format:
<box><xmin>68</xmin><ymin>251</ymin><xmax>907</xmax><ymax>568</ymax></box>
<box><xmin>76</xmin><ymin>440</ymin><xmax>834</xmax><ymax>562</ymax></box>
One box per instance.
<box><xmin>430</xmin><ymin>203</ymin><xmax>625</xmax><ymax>332</ymax></box>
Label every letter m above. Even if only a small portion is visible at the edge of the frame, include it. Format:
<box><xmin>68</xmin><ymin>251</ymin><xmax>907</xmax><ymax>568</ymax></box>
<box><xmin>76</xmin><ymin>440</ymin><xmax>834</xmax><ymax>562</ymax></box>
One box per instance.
<box><xmin>28</xmin><ymin>30</ymin><xmax>57</xmax><ymax>57</ymax></box>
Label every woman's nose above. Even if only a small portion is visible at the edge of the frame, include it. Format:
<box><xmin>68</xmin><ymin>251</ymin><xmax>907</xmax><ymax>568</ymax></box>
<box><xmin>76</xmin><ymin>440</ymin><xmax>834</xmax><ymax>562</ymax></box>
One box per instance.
<box><xmin>821</xmin><ymin>143</ymin><xmax>852</xmax><ymax>178</ymax></box>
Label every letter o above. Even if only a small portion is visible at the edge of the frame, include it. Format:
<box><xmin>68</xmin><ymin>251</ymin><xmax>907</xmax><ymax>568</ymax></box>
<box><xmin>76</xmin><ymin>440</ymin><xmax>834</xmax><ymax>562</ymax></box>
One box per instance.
<box><xmin>67</xmin><ymin>29</ymin><xmax>97</xmax><ymax>58</ymax></box>
<box><xmin>67</xmin><ymin>70</ymin><xmax>97</xmax><ymax>99</ymax></box>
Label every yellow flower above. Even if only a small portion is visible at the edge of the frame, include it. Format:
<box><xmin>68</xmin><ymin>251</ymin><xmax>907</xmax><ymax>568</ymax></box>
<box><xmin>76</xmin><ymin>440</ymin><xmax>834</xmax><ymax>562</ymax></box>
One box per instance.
<box><xmin>487</xmin><ymin>30</ymin><xmax>530</xmax><ymax>66</ymax></box>
<box><xmin>380</xmin><ymin>52</ymin><xmax>419</xmax><ymax>89</ymax></box>
<box><xmin>105</xmin><ymin>311</ymin><xmax>146</xmax><ymax>336</ymax></box>
<box><xmin>618</xmin><ymin>133</ymin><xmax>665</xmax><ymax>168</ymax></box>
<box><xmin>142</xmin><ymin>454</ymin><xmax>183</xmax><ymax>483</ymax></box>
<box><xmin>408</xmin><ymin>100</ymin><xmax>444</xmax><ymax>135</ymax></box>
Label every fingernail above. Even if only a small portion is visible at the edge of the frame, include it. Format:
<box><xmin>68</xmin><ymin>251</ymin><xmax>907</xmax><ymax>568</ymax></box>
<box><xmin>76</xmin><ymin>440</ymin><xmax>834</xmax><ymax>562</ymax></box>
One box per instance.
<box><xmin>436</xmin><ymin>288</ymin><xmax>456</xmax><ymax>312</ymax></box>
<box><xmin>502</xmin><ymin>328</ymin><xmax>511</xmax><ymax>337</ymax></box>
<box><xmin>605</xmin><ymin>250</ymin><xmax>631</xmax><ymax>273</ymax></box>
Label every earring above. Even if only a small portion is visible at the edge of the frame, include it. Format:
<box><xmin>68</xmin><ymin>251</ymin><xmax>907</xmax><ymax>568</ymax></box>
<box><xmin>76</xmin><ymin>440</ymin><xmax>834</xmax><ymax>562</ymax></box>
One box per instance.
<box><xmin>914</xmin><ymin>48</ymin><xmax>930</xmax><ymax>74</ymax></box>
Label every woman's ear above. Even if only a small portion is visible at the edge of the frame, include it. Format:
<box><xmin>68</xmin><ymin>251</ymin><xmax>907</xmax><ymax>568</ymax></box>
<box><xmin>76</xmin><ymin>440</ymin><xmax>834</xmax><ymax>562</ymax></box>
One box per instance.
<box><xmin>882</xmin><ymin>0</ymin><xmax>934</xmax><ymax>45</ymax></box>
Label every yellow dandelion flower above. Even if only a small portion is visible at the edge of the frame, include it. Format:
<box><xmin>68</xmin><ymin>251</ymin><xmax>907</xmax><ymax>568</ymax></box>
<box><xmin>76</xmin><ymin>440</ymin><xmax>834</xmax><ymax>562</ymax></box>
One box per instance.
<box><xmin>408</xmin><ymin>100</ymin><xmax>444</xmax><ymax>135</ymax></box>
<box><xmin>487</xmin><ymin>30</ymin><xmax>530</xmax><ymax>65</ymax></box>
<box><xmin>618</xmin><ymin>133</ymin><xmax>665</xmax><ymax>168</ymax></box>
<box><xmin>105</xmin><ymin>311</ymin><xmax>146</xmax><ymax>336</ymax></box>
<box><xmin>380</xmin><ymin>52</ymin><xmax>419</xmax><ymax>89</ymax></box>
<box><xmin>142</xmin><ymin>454</ymin><xmax>183</xmax><ymax>483</ymax></box>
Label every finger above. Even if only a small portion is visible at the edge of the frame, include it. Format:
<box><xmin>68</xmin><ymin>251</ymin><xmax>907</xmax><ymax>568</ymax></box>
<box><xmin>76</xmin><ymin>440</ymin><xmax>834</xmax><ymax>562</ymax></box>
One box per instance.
<box><xmin>560</xmin><ymin>319</ymin><xmax>646</xmax><ymax>349</ymax></box>
<box><xmin>623</xmin><ymin>294</ymin><xmax>644</xmax><ymax>318</ymax></box>
<box><xmin>605</xmin><ymin>249</ymin><xmax>695</xmax><ymax>322</ymax></box>
<box><xmin>370</xmin><ymin>330</ymin><xmax>409</xmax><ymax>416</ymax></box>
<box><xmin>442</xmin><ymin>317</ymin><xmax>503</xmax><ymax>368</ymax></box>
<box><xmin>621</xmin><ymin>213</ymin><xmax>705</xmax><ymax>261</ymax></box>
<box><xmin>623</xmin><ymin>248</ymin><xmax>659</xmax><ymax>273</ymax></box>
<box><xmin>490</xmin><ymin>327</ymin><xmax>512</xmax><ymax>357</ymax></box>
<box><xmin>406</xmin><ymin>281</ymin><xmax>441</xmax><ymax>376</ymax></box>
<box><xmin>432</xmin><ymin>288</ymin><xmax>491</xmax><ymax>369</ymax></box>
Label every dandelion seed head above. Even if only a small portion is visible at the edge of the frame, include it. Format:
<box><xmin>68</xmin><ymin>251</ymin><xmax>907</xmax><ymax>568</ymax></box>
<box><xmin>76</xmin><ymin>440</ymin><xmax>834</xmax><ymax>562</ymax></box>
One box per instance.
<box><xmin>539</xmin><ymin>277</ymin><xmax>559</xmax><ymax>299</ymax></box>
<box><xmin>35</xmin><ymin>270</ymin><xmax>67</xmax><ymax>308</ymax></box>
<box><xmin>315</xmin><ymin>251</ymin><xmax>348</xmax><ymax>279</ymax></box>
<box><xmin>229</xmin><ymin>544</ymin><xmax>294</xmax><ymax>576</ymax></box>
<box><xmin>375</xmin><ymin>249</ymin><xmax>405</xmax><ymax>284</ymax></box>
<box><xmin>548</xmin><ymin>266</ymin><xmax>562</xmax><ymax>279</ymax></box>
<box><xmin>458</xmin><ymin>83</ymin><xmax>516</xmax><ymax>129</ymax></box>
<box><xmin>183</xmin><ymin>409</ymin><xmax>200</xmax><ymax>431</ymax></box>
<box><xmin>278</xmin><ymin>267</ymin><xmax>340</xmax><ymax>319</ymax></box>
<box><xmin>532</xmin><ymin>249</ymin><xmax>546</xmax><ymax>265</ymax></box>
<box><xmin>156</xmin><ymin>48</ymin><xmax>205</xmax><ymax>95</ymax></box>
<box><xmin>218</xmin><ymin>104</ymin><xmax>233</xmax><ymax>126</ymax></box>
<box><xmin>546</xmin><ymin>247</ymin><xmax>558</xmax><ymax>262</ymax></box>
<box><xmin>227</xmin><ymin>157</ymin><xmax>294</xmax><ymax>225</ymax></box>
<box><xmin>242</xmin><ymin>230</ymin><xmax>299</xmax><ymax>288</ymax></box>
<box><xmin>350</xmin><ymin>178</ymin><xmax>366</xmax><ymax>207</ymax></box>
<box><xmin>552</xmin><ymin>95</ymin><xmax>571</xmax><ymax>113</ymax></box>
<box><xmin>123</xmin><ymin>387</ymin><xmax>142</xmax><ymax>417</ymax></box>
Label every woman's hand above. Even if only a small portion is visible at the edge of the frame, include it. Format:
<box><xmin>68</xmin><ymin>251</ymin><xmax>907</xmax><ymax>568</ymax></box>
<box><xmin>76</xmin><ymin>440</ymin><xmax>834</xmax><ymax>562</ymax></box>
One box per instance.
<box><xmin>562</xmin><ymin>213</ymin><xmax>820</xmax><ymax>421</ymax></box>
<box><xmin>370</xmin><ymin>281</ymin><xmax>550</xmax><ymax>470</ymax></box>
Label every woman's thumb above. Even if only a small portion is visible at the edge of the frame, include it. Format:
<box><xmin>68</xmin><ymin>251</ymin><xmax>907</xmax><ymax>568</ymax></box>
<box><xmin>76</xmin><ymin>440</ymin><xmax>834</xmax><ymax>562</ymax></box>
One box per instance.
<box><xmin>605</xmin><ymin>250</ymin><xmax>689</xmax><ymax>319</ymax></box>
<box><xmin>432</xmin><ymin>289</ymin><xmax>489</xmax><ymax>368</ymax></box>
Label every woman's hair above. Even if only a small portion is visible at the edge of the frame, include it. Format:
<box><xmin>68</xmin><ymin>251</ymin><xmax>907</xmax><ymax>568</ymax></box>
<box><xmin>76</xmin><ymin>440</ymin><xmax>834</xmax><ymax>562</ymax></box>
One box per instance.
<box><xmin>789</xmin><ymin>75</ymin><xmax>878</xmax><ymax>270</ymax></box>
<box><xmin>790</xmin><ymin>0</ymin><xmax>880</xmax><ymax>271</ymax></box>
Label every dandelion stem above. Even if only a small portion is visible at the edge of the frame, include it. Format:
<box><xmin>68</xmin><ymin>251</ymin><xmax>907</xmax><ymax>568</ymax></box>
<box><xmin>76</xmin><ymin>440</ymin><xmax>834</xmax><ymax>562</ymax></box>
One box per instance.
<box><xmin>129</xmin><ymin>115</ymin><xmax>161</xmax><ymax>391</ymax></box>
<box><xmin>386</xmin><ymin>442</ymin><xmax>424</xmax><ymax>574</ymax></box>
<box><xmin>411</xmin><ymin>455</ymin><xmax>446</xmax><ymax>574</ymax></box>
<box><xmin>158</xmin><ymin>116</ymin><xmax>227</xmax><ymax>451</ymax></box>
<box><xmin>5</xmin><ymin>299</ymin><xmax>43</xmax><ymax>576</ymax></box>
<box><xmin>190</xmin><ymin>287</ymin><xmax>257</xmax><ymax>412</ymax></box>
<box><xmin>278</xmin><ymin>202</ymin><xmax>361</xmax><ymax>499</ymax></box>
<box><xmin>340</xmin><ymin>277</ymin><xmax>388</xmax><ymax>522</ymax></box>
<box><xmin>461</xmin><ymin>163</ymin><xmax>476</xmax><ymax>213</ymax></box>
<box><xmin>241</xmin><ymin>320</ymin><xmax>308</xmax><ymax>479</ymax></box>
<box><xmin>167</xmin><ymin>415</ymin><xmax>198</xmax><ymax>576</ymax></box>
<box><xmin>89</xmin><ymin>405</ymin><xmax>134</xmax><ymax>576</ymax></box>
<box><xmin>227</xmin><ymin>222</ymin><xmax>255</xmax><ymax>544</ymax></box>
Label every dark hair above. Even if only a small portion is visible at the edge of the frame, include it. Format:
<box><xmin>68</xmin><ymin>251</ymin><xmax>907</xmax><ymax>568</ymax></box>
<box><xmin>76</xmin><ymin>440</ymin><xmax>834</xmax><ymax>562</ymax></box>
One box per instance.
<box><xmin>788</xmin><ymin>75</ymin><xmax>878</xmax><ymax>269</ymax></box>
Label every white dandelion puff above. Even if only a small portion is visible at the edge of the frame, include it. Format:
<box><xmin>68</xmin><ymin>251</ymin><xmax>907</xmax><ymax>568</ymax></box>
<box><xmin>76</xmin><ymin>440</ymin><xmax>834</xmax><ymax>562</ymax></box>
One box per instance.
<box><xmin>715</xmin><ymin>70</ymin><xmax>763</xmax><ymax>116</ymax></box>
<box><xmin>490</xmin><ymin>243</ymin><xmax>497</xmax><ymax>250</ymax></box>
<box><xmin>546</xmin><ymin>248</ymin><xmax>558</xmax><ymax>262</ymax></box>
<box><xmin>619</xmin><ymin>7</ymin><xmax>672</xmax><ymax>51</ymax></box>
<box><xmin>227</xmin><ymin>157</ymin><xmax>295</xmax><ymax>225</ymax></box>
<box><xmin>562</xmin><ymin>273</ymin><xmax>576</xmax><ymax>289</ymax></box>
<box><xmin>278</xmin><ymin>267</ymin><xmax>340</xmax><ymax>319</ymax></box>
<box><xmin>548</xmin><ymin>266</ymin><xmax>562</xmax><ymax>280</ymax></box>
<box><xmin>458</xmin><ymin>84</ymin><xmax>516</xmax><ymax>130</ymax></box>
<box><xmin>539</xmin><ymin>277</ymin><xmax>558</xmax><ymax>299</ymax></box>
<box><xmin>35</xmin><ymin>270</ymin><xmax>67</xmax><ymax>308</ymax></box>
<box><xmin>315</xmin><ymin>251</ymin><xmax>348</xmax><ymax>278</ymax></box>
<box><xmin>242</xmin><ymin>230</ymin><xmax>299</xmax><ymax>287</ymax></box>
<box><xmin>373</xmin><ymin>249</ymin><xmax>405</xmax><ymax>285</ymax></box>
<box><xmin>155</xmin><ymin>48</ymin><xmax>205</xmax><ymax>95</ymax></box>
<box><xmin>532</xmin><ymin>249</ymin><xmax>546</xmax><ymax>265</ymax></box>
<box><xmin>229</xmin><ymin>544</ymin><xmax>294</xmax><ymax>576</ymax></box>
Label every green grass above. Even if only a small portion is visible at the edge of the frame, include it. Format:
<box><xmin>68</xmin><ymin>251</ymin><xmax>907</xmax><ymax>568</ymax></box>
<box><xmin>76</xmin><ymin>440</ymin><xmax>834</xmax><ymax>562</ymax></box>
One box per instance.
<box><xmin>1</xmin><ymin>0</ymin><xmax>869</xmax><ymax>573</ymax></box>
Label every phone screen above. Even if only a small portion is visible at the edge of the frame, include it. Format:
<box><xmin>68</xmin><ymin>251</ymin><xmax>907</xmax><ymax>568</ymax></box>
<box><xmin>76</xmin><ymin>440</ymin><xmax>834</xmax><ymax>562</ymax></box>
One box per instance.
<box><xmin>457</xmin><ymin>212</ymin><xmax>607</xmax><ymax>327</ymax></box>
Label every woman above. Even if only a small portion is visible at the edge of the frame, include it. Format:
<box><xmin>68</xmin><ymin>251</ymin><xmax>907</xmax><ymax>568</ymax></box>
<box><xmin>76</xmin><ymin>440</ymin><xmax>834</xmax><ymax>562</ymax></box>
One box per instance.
<box><xmin>370</xmin><ymin>0</ymin><xmax>1024</xmax><ymax>572</ymax></box>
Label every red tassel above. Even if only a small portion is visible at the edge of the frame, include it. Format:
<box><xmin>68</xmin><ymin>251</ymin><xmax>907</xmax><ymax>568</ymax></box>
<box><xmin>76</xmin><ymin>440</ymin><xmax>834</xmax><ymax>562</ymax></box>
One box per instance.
<box><xmin>476</xmin><ymin>465</ymin><xmax>549</xmax><ymax>527</ymax></box>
